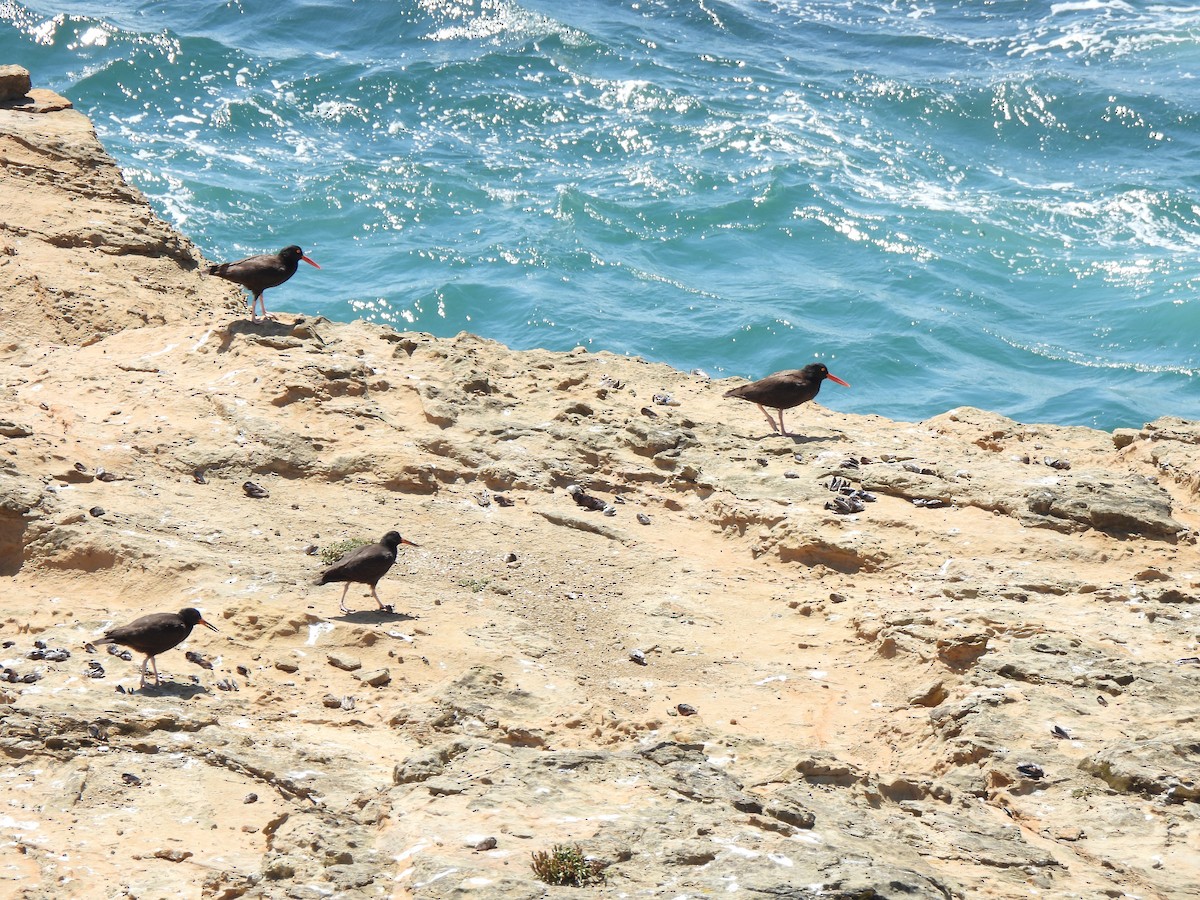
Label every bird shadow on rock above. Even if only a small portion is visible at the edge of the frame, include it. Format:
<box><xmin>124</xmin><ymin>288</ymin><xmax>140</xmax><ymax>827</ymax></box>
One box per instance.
<box><xmin>748</xmin><ymin>432</ymin><xmax>838</xmax><ymax>444</ymax></box>
<box><xmin>126</xmin><ymin>681</ymin><xmax>210</xmax><ymax>700</ymax></box>
<box><xmin>333</xmin><ymin>609</ymin><xmax>418</xmax><ymax>625</ymax></box>
<box><xmin>217</xmin><ymin>318</ymin><xmax>293</xmax><ymax>353</ymax></box>
<box><xmin>783</xmin><ymin>433</ymin><xmax>841</xmax><ymax>445</ymax></box>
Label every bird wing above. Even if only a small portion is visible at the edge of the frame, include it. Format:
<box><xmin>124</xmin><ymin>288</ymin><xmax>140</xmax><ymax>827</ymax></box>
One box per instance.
<box><xmin>320</xmin><ymin>543</ymin><xmax>394</xmax><ymax>582</ymax></box>
<box><xmin>209</xmin><ymin>254</ymin><xmax>287</xmax><ymax>290</ymax></box>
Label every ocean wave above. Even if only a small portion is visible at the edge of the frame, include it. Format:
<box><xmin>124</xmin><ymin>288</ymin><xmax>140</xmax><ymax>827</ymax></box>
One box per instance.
<box><xmin>4</xmin><ymin>0</ymin><xmax>1198</xmax><ymax>428</ymax></box>
<box><xmin>990</xmin><ymin>331</ymin><xmax>1199</xmax><ymax>378</ymax></box>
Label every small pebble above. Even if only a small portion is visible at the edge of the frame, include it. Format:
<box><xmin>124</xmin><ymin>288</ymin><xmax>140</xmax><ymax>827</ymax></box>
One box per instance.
<box><xmin>676</xmin><ymin>703</ymin><xmax>698</xmax><ymax>716</ymax></box>
<box><xmin>185</xmin><ymin>650</ymin><xmax>213</xmax><ymax>670</ymax></box>
<box><xmin>152</xmin><ymin>849</ymin><xmax>192</xmax><ymax>863</ymax></box>
<box><xmin>122</xmin><ymin>773</ymin><xmax>142</xmax><ymax>787</ymax></box>
<box><xmin>1016</xmin><ymin>763</ymin><xmax>1044</xmax><ymax>780</ymax></box>
<box><xmin>636</xmin><ymin>513</ymin><xmax>651</xmax><ymax>525</ymax></box>
<box><xmin>825</xmin><ymin>496</ymin><xmax>864</xmax><ymax>514</ymax></box>
<box><xmin>244</xmin><ymin>793</ymin><xmax>259</xmax><ymax>804</ymax></box>
<box><xmin>88</xmin><ymin>506</ymin><xmax>105</xmax><ymax>517</ymax></box>
<box><xmin>243</xmin><ymin>481</ymin><xmax>269</xmax><ymax>499</ymax></box>
<box><xmin>629</xmin><ymin>649</ymin><xmax>647</xmax><ymax>665</ymax></box>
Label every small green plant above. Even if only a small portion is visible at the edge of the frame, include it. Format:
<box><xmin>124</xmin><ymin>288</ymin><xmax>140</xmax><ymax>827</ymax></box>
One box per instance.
<box><xmin>459</xmin><ymin>577</ymin><xmax>491</xmax><ymax>593</ymax></box>
<box><xmin>320</xmin><ymin>537</ymin><xmax>370</xmax><ymax>566</ymax></box>
<box><xmin>530</xmin><ymin>843</ymin><xmax>605</xmax><ymax>887</ymax></box>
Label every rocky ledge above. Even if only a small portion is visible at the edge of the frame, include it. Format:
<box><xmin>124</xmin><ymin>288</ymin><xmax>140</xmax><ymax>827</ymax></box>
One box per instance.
<box><xmin>2</xmin><ymin>71</ymin><xmax>1198</xmax><ymax>900</ymax></box>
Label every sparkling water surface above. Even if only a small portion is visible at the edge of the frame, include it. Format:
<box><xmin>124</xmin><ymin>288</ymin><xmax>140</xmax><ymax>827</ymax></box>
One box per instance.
<box><xmin>3</xmin><ymin>0</ymin><xmax>1199</xmax><ymax>429</ymax></box>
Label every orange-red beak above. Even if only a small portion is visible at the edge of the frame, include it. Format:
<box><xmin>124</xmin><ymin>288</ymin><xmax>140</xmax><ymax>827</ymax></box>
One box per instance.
<box><xmin>301</xmin><ymin>255</ymin><xmax>321</xmax><ymax>269</ymax></box>
<box><xmin>198</xmin><ymin>617</ymin><xmax>219</xmax><ymax>633</ymax></box>
<box><xmin>826</xmin><ymin>372</ymin><xmax>850</xmax><ymax>388</ymax></box>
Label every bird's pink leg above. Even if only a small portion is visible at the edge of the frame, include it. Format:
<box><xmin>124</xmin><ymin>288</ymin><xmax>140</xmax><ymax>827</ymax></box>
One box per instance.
<box><xmin>339</xmin><ymin>582</ymin><xmax>352</xmax><ymax>614</ymax></box>
<box><xmin>756</xmin><ymin>404</ymin><xmax>780</xmax><ymax>433</ymax></box>
<box><xmin>371</xmin><ymin>586</ymin><xmax>386</xmax><ymax>609</ymax></box>
<box><xmin>139</xmin><ymin>656</ymin><xmax>150</xmax><ymax>689</ymax></box>
<box><xmin>778</xmin><ymin>410</ymin><xmax>789</xmax><ymax>435</ymax></box>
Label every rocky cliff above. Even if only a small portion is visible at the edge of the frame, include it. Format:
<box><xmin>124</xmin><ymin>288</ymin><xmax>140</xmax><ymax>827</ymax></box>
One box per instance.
<box><xmin>2</xmin><ymin>70</ymin><xmax>1199</xmax><ymax>900</ymax></box>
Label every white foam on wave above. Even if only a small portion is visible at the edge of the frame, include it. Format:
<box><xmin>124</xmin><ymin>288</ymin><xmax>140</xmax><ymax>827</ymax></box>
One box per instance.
<box><xmin>988</xmin><ymin>330</ymin><xmax>1198</xmax><ymax>377</ymax></box>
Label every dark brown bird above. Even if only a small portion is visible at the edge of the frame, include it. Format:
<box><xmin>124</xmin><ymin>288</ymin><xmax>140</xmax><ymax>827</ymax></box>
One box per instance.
<box><xmin>93</xmin><ymin>607</ymin><xmax>219</xmax><ymax>689</ymax></box>
<box><xmin>723</xmin><ymin>363</ymin><xmax>849</xmax><ymax>435</ymax></box>
<box><xmin>207</xmin><ymin>245</ymin><xmax>320</xmax><ymax>322</ymax></box>
<box><xmin>316</xmin><ymin>531</ymin><xmax>418</xmax><ymax>614</ymax></box>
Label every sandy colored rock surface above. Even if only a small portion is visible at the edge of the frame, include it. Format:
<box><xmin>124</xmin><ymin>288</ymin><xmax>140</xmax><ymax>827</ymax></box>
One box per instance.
<box><xmin>2</xmin><ymin>74</ymin><xmax>1199</xmax><ymax>899</ymax></box>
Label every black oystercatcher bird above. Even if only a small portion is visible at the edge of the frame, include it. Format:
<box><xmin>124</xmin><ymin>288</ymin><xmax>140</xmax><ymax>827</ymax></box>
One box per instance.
<box><xmin>723</xmin><ymin>363</ymin><xmax>849</xmax><ymax>435</ymax></box>
<box><xmin>93</xmin><ymin>607</ymin><xmax>219</xmax><ymax>689</ymax></box>
<box><xmin>206</xmin><ymin>245</ymin><xmax>320</xmax><ymax>322</ymax></box>
<box><xmin>316</xmin><ymin>531</ymin><xmax>418</xmax><ymax>614</ymax></box>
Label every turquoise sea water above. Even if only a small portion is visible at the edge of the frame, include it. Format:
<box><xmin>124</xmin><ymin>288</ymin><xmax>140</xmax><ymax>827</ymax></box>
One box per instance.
<box><xmin>3</xmin><ymin>0</ymin><xmax>1199</xmax><ymax>430</ymax></box>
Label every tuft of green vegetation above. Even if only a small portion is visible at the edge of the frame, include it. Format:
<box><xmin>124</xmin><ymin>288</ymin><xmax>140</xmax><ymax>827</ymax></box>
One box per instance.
<box><xmin>530</xmin><ymin>843</ymin><xmax>605</xmax><ymax>887</ymax></box>
<box><xmin>459</xmin><ymin>577</ymin><xmax>491</xmax><ymax>593</ymax></box>
<box><xmin>320</xmin><ymin>537</ymin><xmax>371</xmax><ymax>567</ymax></box>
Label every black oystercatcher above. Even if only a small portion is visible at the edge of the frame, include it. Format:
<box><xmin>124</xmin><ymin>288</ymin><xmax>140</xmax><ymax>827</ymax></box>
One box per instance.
<box><xmin>723</xmin><ymin>363</ymin><xmax>849</xmax><ymax>435</ymax></box>
<box><xmin>207</xmin><ymin>245</ymin><xmax>320</xmax><ymax>322</ymax></box>
<box><xmin>93</xmin><ymin>607</ymin><xmax>219</xmax><ymax>689</ymax></box>
<box><xmin>316</xmin><ymin>531</ymin><xmax>418</xmax><ymax>614</ymax></box>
